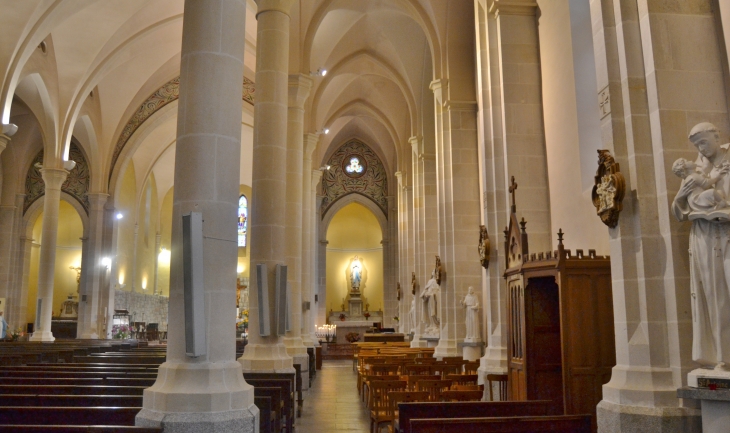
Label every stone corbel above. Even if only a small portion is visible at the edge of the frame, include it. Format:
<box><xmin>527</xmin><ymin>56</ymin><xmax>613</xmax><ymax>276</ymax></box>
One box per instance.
<box><xmin>288</xmin><ymin>74</ymin><xmax>313</xmax><ymax>109</ymax></box>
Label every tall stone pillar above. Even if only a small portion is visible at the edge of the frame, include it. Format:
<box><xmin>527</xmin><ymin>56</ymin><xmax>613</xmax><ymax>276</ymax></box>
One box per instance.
<box><xmin>312</xmin><ymin>174</ymin><xmax>325</xmax><ymax>327</ymax></box>
<box><xmin>30</xmin><ymin>168</ymin><xmax>68</xmax><ymax>342</ymax></box>
<box><xmin>430</xmin><ymin>86</ymin><xmax>482</xmax><ymax>358</ymax></box>
<box><xmin>239</xmin><ymin>0</ymin><xmax>296</xmax><ymax>373</ymax></box>
<box><xmin>131</xmin><ymin>224</ymin><xmax>139</xmax><ymax>292</ymax></box>
<box><xmin>301</xmin><ymin>134</ymin><xmax>319</xmax><ymax>347</ymax></box>
<box><xmin>135</xmin><ymin>0</ymin><xmax>257</xmax><ymax>430</ymax></box>
<box><xmin>590</xmin><ymin>0</ymin><xmax>723</xmax><ymax>430</ymax></box>
<box><xmin>283</xmin><ymin>74</ymin><xmax>312</xmax><ymax>386</ymax></box>
<box><xmin>153</xmin><ymin>232</ymin><xmax>161</xmax><ymax>295</ymax></box>
<box><xmin>78</xmin><ymin>193</ymin><xmax>108</xmax><ymax>339</ymax></box>
<box><xmin>2</xmin><ymin>194</ymin><xmax>26</xmax><ymax>331</ymax></box>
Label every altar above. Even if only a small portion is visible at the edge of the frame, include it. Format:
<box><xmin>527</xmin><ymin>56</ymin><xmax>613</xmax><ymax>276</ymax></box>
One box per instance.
<box><xmin>327</xmin><ymin>318</ymin><xmax>382</xmax><ymax>344</ymax></box>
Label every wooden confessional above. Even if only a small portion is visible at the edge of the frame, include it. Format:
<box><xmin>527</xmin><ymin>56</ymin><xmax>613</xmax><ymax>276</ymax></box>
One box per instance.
<box><xmin>503</xmin><ymin>178</ymin><xmax>615</xmax><ymax>430</ymax></box>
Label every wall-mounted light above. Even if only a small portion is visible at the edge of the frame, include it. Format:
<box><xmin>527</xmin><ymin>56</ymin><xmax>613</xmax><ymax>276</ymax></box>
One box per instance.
<box><xmin>63</xmin><ymin>160</ymin><xmax>76</xmax><ymax>171</ymax></box>
<box><xmin>141</xmin><ymin>277</ymin><xmax>147</xmax><ymax>291</ymax></box>
<box><xmin>310</xmin><ymin>68</ymin><xmax>327</xmax><ymax>77</ymax></box>
<box><xmin>116</xmin><ymin>213</ymin><xmax>123</xmax><ymax>220</ymax></box>
<box><xmin>318</xmin><ymin>165</ymin><xmax>331</xmax><ymax>171</ymax></box>
<box><xmin>237</xmin><ymin>265</ymin><xmax>244</xmax><ymax>274</ymax></box>
<box><xmin>101</xmin><ymin>257</ymin><xmax>111</xmax><ymax>269</ymax></box>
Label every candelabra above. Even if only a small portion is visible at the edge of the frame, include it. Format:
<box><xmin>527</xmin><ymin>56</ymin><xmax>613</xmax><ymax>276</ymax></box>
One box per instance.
<box><xmin>315</xmin><ymin>324</ymin><xmax>337</xmax><ymax>344</ymax></box>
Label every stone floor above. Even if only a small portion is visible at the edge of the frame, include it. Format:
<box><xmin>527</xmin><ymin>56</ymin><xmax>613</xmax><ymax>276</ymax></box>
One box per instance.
<box><xmin>297</xmin><ymin>359</ymin><xmax>371</xmax><ymax>432</ymax></box>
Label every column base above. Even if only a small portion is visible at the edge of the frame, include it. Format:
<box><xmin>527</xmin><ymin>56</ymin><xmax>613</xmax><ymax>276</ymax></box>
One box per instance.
<box><xmin>410</xmin><ymin>333</ymin><xmax>428</xmax><ymax>348</ymax></box>
<box><xmin>239</xmin><ymin>342</ymin><xmax>295</xmax><ymax>373</ymax></box>
<box><xmin>433</xmin><ymin>337</ymin><xmax>459</xmax><ymax>358</ymax></box>
<box><xmin>597</xmin><ymin>400</ymin><xmax>701</xmax><ymax>433</ymax></box>
<box><xmin>136</xmin><ymin>406</ymin><xmax>259</xmax><ymax>433</ymax></box>
<box><xmin>283</xmin><ymin>336</ymin><xmax>308</xmax><ymax>356</ymax></box>
<box><xmin>30</xmin><ymin>330</ymin><xmax>55</xmax><ymax>342</ymax></box>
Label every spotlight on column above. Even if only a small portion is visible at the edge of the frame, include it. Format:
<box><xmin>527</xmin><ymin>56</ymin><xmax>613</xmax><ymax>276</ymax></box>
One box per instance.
<box><xmin>116</xmin><ymin>213</ymin><xmax>124</xmax><ymax>220</ymax></box>
<box><xmin>101</xmin><ymin>257</ymin><xmax>111</xmax><ymax>269</ymax></box>
<box><xmin>63</xmin><ymin>159</ymin><xmax>76</xmax><ymax>171</ymax></box>
<box><xmin>310</xmin><ymin>68</ymin><xmax>327</xmax><ymax>77</ymax></box>
<box><xmin>318</xmin><ymin>165</ymin><xmax>331</xmax><ymax>171</ymax></box>
<box><xmin>1</xmin><ymin>123</ymin><xmax>18</xmax><ymax>137</ymax></box>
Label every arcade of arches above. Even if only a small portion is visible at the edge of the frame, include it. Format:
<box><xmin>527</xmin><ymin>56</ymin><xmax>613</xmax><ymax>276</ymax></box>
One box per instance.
<box><xmin>1</xmin><ymin>0</ymin><xmax>730</xmax><ymax>431</ymax></box>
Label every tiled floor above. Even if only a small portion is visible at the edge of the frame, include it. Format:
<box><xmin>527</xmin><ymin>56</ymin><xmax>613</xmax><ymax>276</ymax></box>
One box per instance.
<box><xmin>296</xmin><ymin>359</ymin><xmax>371</xmax><ymax>432</ymax></box>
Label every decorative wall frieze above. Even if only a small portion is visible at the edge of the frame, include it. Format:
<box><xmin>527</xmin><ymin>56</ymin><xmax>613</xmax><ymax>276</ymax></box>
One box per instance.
<box><xmin>320</xmin><ymin>139</ymin><xmax>388</xmax><ymax>218</ymax></box>
<box><xmin>109</xmin><ymin>76</ymin><xmax>255</xmax><ymax>185</ymax></box>
<box><xmin>24</xmin><ymin>143</ymin><xmax>90</xmax><ymax>214</ymax></box>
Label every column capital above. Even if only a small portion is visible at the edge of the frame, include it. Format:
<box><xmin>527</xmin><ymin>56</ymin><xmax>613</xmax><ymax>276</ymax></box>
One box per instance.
<box><xmin>312</xmin><ymin>168</ymin><xmax>323</xmax><ymax>186</ymax></box>
<box><xmin>86</xmin><ymin>193</ymin><xmax>109</xmax><ymax>210</ymax></box>
<box><xmin>288</xmin><ymin>74</ymin><xmax>313</xmax><ymax>109</ymax></box>
<box><xmin>255</xmin><ymin>0</ymin><xmax>296</xmax><ymax>17</ymax></box>
<box><xmin>303</xmin><ymin>133</ymin><xmax>320</xmax><ymax>159</ymax></box>
<box><xmin>430</xmin><ymin>78</ymin><xmax>449</xmax><ymax>106</ymax></box>
<box><xmin>488</xmin><ymin>0</ymin><xmax>538</xmax><ymax>18</ymax></box>
<box><xmin>40</xmin><ymin>168</ymin><xmax>68</xmax><ymax>190</ymax></box>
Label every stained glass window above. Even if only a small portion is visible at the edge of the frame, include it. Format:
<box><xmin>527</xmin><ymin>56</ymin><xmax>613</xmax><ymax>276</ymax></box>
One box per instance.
<box><xmin>345</xmin><ymin>156</ymin><xmax>364</xmax><ymax>174</ymax></box>
<box><xmin>238</xmin><ymin>195</ymin><xmax>248</xmax><ymax>247</ymax></box>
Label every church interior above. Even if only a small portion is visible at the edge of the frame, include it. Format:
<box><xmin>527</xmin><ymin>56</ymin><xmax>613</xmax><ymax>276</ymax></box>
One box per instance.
<box><xmin>1</xmin><ymin>0</ymin><xmax>729</xmax><ymax>432</ymax></box>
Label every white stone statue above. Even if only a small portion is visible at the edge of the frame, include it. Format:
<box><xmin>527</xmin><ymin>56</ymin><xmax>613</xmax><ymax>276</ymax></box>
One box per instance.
<box><xmin>350</xmin><ymin>256</ymin><xmax>362</xmax><ymax>291</ymax></box>
<box><xmin>461</xmin><ymin>286</ymin><xmax>480</xmax><ymax>342</ymax></box>
<box><xmin>671</xmin><ymin>122</ymin><xmax>730</xmax><ymax>370</ymax></box>
<box><xmin>420</xmin><ymin>271</ymin><xmax>440</xmax><ymax>336</ymax></box>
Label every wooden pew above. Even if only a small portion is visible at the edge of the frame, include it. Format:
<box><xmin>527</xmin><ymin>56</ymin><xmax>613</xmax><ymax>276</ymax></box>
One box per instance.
<box><xmin>409</xmin><ymin>415</ymin><xmax>592</xmax><ymax>433</ymax></box>
<box><xmin>243</xmin><ymin>372</ymin><xmax>295</xmax><ymax>433</ymax></box>
<box><xmin>0</xmin><ymin>427</ymin><xmax>160</xmax><ymax>433</ymax></box>
<box><xmin>254</xmin><ymin>395</ymin><xmax>275</xmax><ymax>433</ymax></box>
<box><xmin>252</xmin><ymin>387</ymin><xmax>282</xmax><ymax>433</ymax></box>
<box><xmin>1</xmin><ymin>394</ymin><xmax>143</xmax><ymax>407</ymax></box>
<box><xmin>0</xmin><ymin>385</ymin><xmax>148</xmax><ymax>396</ymax></box>
<box><xmin>0</xmin><ymin>407</ymin><xmax>142</xmax><ymax>426</ymax></box>
<box><xmin>397</xmin><ymin>400</ymin><xmax>552</xmax><ymax>433</ymax></box>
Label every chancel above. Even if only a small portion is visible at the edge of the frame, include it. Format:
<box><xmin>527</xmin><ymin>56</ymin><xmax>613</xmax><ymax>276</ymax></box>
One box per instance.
<box><xmin>1</xmin><ymin>1</ymin><xmax>729</xmax><ymax>432</ymax></box>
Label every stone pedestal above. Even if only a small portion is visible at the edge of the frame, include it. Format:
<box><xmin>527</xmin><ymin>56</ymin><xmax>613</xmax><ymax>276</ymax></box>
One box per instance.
<box><xmin>459</xmin><ymin>341</ymin><xmax>484</xmax><ymax>362</ymax></box>
<box><xmin>678</xmin><ymin>387</ymin><xmax>730</xmax><ymax>433</ymax></box>
<box><xmin>421</xmin><ymin>336</ymin><xmax>439</xmax><ymax>348</ymax></box>
<box><xmin>348</xmin><ymin>296</ymin><xmax>363</xmax><ymax>317</ymax></box>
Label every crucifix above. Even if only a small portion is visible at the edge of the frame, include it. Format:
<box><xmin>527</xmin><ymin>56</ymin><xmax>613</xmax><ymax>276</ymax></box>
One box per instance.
<box><xmin>509</xmin><ymin>175</ymin><xmax>518</xmax><ymax>213</ymax></box>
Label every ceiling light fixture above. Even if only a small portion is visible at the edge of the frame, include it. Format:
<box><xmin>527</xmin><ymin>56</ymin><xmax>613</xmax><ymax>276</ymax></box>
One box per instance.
<box><xmin>310</xmin><ymin>68</ymin><xmax>327</xmax><ymax>77</ymax></box>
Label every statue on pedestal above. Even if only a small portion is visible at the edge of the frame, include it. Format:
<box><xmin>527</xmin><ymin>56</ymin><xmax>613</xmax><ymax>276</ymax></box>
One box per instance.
<box><xmin>672</xmin><ymin>122</ymin><xmax>730</xmax><ymax>371</ymax></box>
<box><xmin>461</xmin><ymin>286</ymin><xmax>480</xmax><ymax>342</ymax></box>
<box><xmin>421</xmin><ymin>271</ymin><xmax>440</xmax><ymax>336</ymax></box>
<box><xmin>350</xmin><ymin>256</ymin><xmax>362</xmax><ymax>291</ymax></box>
<box><xmin>408</xmin><ymin>297</ymin><xmax>416</xmax><ymax>333</ymax></box>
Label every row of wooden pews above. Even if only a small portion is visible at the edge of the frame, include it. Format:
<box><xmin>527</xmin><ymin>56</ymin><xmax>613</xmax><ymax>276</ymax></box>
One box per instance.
<box><xmin>352</xmin><ymin>342</ymin><xmax>592</xmax><ymax>433</ymax></box>
<box><xmin>0</xmin><ymin>339</ymin><xmax>161</xmax><ymax>433</ymax></box>
<box><xmin>0</xmin><ymin>339</ymin><xmax>314</xmax><ymax>433</ymax></box>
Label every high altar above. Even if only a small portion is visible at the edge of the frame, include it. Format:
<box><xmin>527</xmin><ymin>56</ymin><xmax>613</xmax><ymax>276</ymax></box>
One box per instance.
<box><xmin>327</xmin><ymin>255</ymin><xmax>383</xmax><ymax>342</ymax></box>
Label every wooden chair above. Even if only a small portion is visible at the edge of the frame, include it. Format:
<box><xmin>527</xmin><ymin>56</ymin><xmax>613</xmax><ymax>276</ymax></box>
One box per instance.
<box><xmin>404</xmin><ymin>374</ymin><xmax>440</xmax><ymax>391</ymax></box>
<box><xmin>463</xmin><ymin>361</ymin><xmax>479</xmax><ymax>374</ymax></box>
<box><xmin>445</xmin><ymin>374</ymin><xmax>478</xmax><ymax>387</ymax></box>
<box><xmin>371</xmin><ymin>364</ymin><xmax>401</xmax><ymax>376</ymax></box>
<box><xmin>369</xmin><ymin>380</ymin><xmax>407</xmax><ymax>433</ymax></box>
<box><xmin>403</xmin><ymin>364</ymin><xmax>433</xmax><ymax>376</ymax></box>
<box><xmin>440</xmin><ymin>390</ymin><xmax>484</xmax><ymax>402</ymax></box>
<box><xmin>362</xmin><ymin>374</ymin><xmax>403</xmax><ymax>404</ymax></box>
<box><xmin>386</xmin><ymin>391</ymin><xmax>429</xmax><ymax>433</ymax></box>
<box><xmin>452</xmin><ymin>383</ymin><xmax>484</xmax><ymax>391</ymax></box>
<box><xmin>432</xmin><ymin>363</ymin><xmax>461</xmax><ymax>378</ymax></box>
<box><xmin>487</xmin><ymin>373</ymin><xmax>508</xmax><ymax>401</ymax></box>
<box><xmin>416</xmin><ymin>379</ymin><xmax>452</xmax><ymax>402</ymax></box>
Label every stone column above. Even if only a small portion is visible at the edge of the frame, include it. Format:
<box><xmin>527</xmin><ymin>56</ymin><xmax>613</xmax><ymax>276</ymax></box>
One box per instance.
<box><xmin>0</xmin><ymin>204</ymin><xmax>17</xmax><ymax>322</ymax></box>
<box><xmin>135</xmin><ymin>0</ymin><xmax>257</xmax><ymax>430</ymax></box>
<box><xmin>29</xmin><ymin>168</ymin><xmax>68</xmax><ymax>342</ymax></box>
<box><xmin>78</xmin><ymin>193</ymin><xmax>108</xmax><ymax>339</ymax></box>
<box><xmin>153</xmin><ymin>233</ymin><xmax>161</xmax><ymax>295</ymax></box>
<box><xmin>430</xmin><ymin>81</ymin><xmax>482</xmax><ymax>359</ymax></box>
<box><xmin>301</xmin><ymin>134</ymin><xmax>319</xmax><ymax>347</ymax></box>
<box><xmin>283</xmin><ymin>74</ymin><xmax>312</xmax><ymax>386</ymax></box>
<box><xmin>4</xmin><ymin>194</ymin><xmax>26</xmax><ymax>331</ymax></box>
<box><xmin>313</xmin><ymin>176</ymin><xmax>325</xmax><ymax>326</ymax></box>
<box><xmin>590</xmin><ymin>0</ymin><xmax>722</xmax><ymax>430</ymax></box>
<box><xmin>239</xmin><ymin>0</ymin><xmax>296</xmax><ymax>373</ymax></box>
<box><xmin>131</xmin><ymin>224</ymin><xmax>139</xmax><ymax>292</ymax></box>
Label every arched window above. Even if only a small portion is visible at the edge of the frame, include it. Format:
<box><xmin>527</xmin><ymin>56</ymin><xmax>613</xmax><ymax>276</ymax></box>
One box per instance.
<box><xmin>238</xmin><ymin>195</ymin><xmax>248</xmax><ymax>247</ymax></box>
